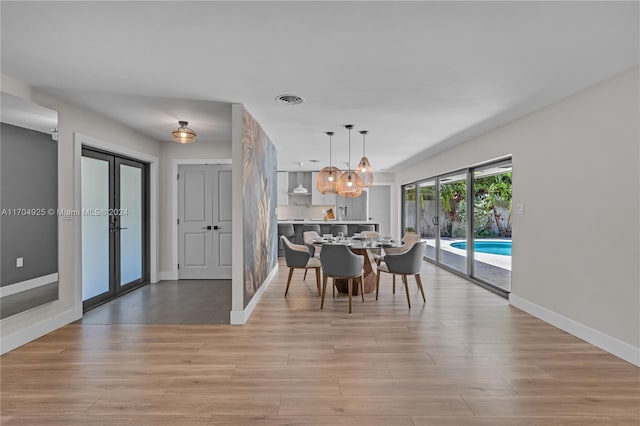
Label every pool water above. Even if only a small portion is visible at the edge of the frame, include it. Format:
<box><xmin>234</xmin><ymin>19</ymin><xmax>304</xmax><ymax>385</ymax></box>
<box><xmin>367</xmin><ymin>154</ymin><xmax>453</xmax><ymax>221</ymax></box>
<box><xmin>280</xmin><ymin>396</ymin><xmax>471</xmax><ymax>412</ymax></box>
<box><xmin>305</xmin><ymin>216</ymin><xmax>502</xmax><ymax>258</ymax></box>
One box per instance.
<box><xmin>450</xmin><ymin>240</ymin><xmax>512</xmax><ymax>256</ymax></box>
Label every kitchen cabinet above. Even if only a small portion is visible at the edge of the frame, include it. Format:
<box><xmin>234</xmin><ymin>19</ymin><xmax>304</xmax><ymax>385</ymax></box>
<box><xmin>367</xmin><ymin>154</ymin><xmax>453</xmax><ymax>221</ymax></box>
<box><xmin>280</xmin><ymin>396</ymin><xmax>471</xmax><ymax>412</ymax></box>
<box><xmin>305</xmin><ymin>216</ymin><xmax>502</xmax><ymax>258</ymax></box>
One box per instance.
<box><xmin>277</xmin><ymin>172</ymin><xmax>289</xmax><ymax>205</ymax></box>
<box><xmin>336</xmin><ymin>191</ymin><xmax>368</xmax><ymax>221</ymax></box>
<box><xmin>311</xmin><ymin>172</ymin><xmax>336</xmax><ymax>206</ymax></box>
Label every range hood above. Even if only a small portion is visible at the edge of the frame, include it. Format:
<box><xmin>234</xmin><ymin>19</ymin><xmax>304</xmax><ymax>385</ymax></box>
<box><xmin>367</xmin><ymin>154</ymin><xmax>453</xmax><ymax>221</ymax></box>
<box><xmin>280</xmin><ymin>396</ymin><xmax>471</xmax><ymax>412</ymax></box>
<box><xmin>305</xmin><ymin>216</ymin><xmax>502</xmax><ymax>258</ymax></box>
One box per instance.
<box><xmin>291</xmin><ymin>171</ymin><xmax>309</xmax><ymax>194</ymax></box>
<box><xmin>292</xmin><ymin>184</ymin><xmax>308</xmax><ymax>194</ymax></box>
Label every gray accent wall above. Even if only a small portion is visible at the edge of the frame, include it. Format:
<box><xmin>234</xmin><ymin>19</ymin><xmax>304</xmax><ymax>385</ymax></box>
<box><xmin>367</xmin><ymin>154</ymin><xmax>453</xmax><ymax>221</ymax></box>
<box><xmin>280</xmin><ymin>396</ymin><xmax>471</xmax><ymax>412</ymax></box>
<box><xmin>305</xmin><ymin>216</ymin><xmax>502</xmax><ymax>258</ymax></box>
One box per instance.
<box><xmin>1</xmin><ymin>123</ymin><xmax>58</xmax><ymax>286</ymax></box>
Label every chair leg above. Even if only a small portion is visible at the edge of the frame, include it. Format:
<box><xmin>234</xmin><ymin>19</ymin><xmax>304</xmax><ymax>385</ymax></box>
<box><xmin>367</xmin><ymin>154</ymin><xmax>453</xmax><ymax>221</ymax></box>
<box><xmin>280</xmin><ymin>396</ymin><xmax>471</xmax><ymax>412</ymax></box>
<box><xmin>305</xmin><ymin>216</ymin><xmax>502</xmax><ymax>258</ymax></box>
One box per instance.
<box><xmin>321</xmin><ymin>274</ymin><xmax>328</xmax><ymax>309</ymax></box>
<box><xmin>348</xmin><ymin>278</ymin><xmax>353</xmax><ymax>314</ymax></box>
<box><xmin>360</xmin><ymin>276</ymin><xmax>365</xmax><ymax>302</ymax></box>
<box><xmin>393</xmin><ymin>275</ymin><xmax>396</xmax><ymax>294</ymax></box>
<box><xmin>415</xmin><ymin>273</ymin><xmax>426</xmax><ymax>303</ymax></box>
<box><xmin>315</xmin><ymin>267</ymin><xmax>321</xmax><ymax>296</ymax></box>
<box><xmin>284</xmin><ymin>267</ymin><xmax>294</xmax><ymax>297</ymax></box>
<box><xmin>303</xmin><ymin>268</ymin><xmax>308</xmax><ymax>280</ymax></box>
<box><xmin>375</xmin><ymin>271</ymin><xmax>381</xmax><ymax>300</ymax></box>
<box><xmin>402</xmin><ymin>274</ymin><xmax>411</xmax><ymax>308</ymax></box>
<box><xmin>332</xmin><ymin>278</ymin><xmax>336</xmax><ymax>298</ymax></box>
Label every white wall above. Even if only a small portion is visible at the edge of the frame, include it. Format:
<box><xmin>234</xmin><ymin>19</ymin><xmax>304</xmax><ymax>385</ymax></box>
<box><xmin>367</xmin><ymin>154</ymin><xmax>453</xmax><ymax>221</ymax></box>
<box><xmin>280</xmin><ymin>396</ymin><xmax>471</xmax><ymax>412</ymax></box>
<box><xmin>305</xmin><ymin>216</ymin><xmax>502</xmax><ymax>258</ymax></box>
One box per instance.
<box><xmin>1</xmin><ymin>75</ymin><xmax>162</xmax><ymax>353</ymax></box>
<box><xmin>158</xmin><ymin>134</ymin><xmax>232</xmax><ymax>279</ymax></box>
<box><xmin>395</xmin><ymin>68</ymin><xmax>640</xmax><ymax>364</ymax></box>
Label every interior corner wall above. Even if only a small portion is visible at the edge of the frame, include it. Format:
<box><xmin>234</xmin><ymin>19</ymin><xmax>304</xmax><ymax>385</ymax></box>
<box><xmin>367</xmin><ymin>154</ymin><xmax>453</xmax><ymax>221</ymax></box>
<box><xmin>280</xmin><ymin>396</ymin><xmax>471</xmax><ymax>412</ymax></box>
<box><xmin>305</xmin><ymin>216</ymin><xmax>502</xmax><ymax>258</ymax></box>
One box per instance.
<box><xmin>394</xmin><ymin>67</ymin><xmax>640</xmax><ymax>363</ymax></box>
<box><xmin>0</xmin><ymin>74</ymin><xmax>162</xmax><ymax>354</ymax></box>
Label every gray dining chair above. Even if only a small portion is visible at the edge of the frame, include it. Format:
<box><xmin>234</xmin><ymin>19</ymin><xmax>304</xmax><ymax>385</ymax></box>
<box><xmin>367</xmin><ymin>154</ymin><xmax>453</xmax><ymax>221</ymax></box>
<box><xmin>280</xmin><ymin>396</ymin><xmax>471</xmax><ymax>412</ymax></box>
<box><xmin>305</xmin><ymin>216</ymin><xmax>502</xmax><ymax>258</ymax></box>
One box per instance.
<box><xmin>280</xmin><ymin>235</ymin><xmax>321</xmax><ymax>297</ymax></box>
<box><xmin>302</xmin><ymin>230</ymin><xmax>321</xmax><ymax>279</ymax></box>
<box><xmin>376</xmin><ymin>241</ymin><xmax>427</xmax><ymax>308</ymax></box>
<box><xmin>375</xmin><ymin>232</ymin><xmax>421</xmax><ymax>294</ymax></box>
<box><xmin>319</xmin><ymin>244</ymin><xmax>364</xmax><ymax>313</ymax></box>
<box><xmin>302</xmin><ymin>224</ymin><xmax>322</xmax><ymax>235</ymax></box>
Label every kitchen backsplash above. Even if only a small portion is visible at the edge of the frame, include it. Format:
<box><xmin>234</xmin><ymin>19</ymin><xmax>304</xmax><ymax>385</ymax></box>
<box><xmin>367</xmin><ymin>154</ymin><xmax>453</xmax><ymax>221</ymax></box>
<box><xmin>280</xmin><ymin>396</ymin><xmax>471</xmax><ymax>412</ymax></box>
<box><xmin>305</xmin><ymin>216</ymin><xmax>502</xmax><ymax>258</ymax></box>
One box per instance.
<box><xmin>277</xmin><ymin>204</ymin><xmax>335</xmax><ymax>220</ymax></box>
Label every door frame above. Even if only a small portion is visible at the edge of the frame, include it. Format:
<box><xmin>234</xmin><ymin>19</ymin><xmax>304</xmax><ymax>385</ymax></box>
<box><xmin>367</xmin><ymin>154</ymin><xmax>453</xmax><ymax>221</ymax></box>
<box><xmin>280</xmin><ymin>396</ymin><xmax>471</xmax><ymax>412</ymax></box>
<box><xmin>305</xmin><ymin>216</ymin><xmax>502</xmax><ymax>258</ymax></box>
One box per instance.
<box><xmin>170</xmin><ymin>159</ymin><xmax>232</xmax><ymax>281</ymax></box>
<box><xmin>73</xmin><ymin>133</ymin><xmax>159</xmax><ymax>319</ymax></box>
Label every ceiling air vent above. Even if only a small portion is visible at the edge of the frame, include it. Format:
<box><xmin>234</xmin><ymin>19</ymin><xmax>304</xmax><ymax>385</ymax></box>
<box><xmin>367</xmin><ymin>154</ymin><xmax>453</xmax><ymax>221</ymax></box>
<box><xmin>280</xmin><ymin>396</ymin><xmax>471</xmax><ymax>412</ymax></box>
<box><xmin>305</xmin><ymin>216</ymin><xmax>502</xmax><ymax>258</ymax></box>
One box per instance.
<box><xmin>275</xmin><ymin>94</ymin><xmax>304</xmax><ymax>105</ymax></box>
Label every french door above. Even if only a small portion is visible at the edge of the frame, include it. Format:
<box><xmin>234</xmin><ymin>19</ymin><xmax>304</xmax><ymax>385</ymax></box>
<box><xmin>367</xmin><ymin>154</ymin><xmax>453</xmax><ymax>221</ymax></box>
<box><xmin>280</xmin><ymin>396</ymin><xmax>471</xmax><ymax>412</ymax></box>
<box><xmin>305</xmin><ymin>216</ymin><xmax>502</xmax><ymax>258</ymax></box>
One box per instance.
<box><xmin>81</xmin><ymin>148</ymin><xmax>149</xmax><ymax>311</ymax></box>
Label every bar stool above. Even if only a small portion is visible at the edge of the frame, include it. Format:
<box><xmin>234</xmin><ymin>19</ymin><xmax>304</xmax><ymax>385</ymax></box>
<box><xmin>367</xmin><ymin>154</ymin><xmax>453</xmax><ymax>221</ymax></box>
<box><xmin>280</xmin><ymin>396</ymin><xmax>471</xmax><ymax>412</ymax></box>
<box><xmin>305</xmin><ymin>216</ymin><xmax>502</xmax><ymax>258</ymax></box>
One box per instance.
<box><xmin>356</xmin><ymin>224</ymin><xmax>375</xmax><ymax>233</ymax></box>
<box><xmin>329</xmin><ymin>224</ymin><xmax>348</xmax><ymax>237</ymax></box>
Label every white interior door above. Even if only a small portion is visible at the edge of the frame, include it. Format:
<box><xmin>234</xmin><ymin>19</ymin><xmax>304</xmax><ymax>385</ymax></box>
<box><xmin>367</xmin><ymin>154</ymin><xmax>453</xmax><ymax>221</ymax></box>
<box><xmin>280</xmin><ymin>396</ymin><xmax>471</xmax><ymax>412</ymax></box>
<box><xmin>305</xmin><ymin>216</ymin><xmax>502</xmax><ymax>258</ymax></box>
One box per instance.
<box><xmin>369</xmin><ymin>185</ymin><xmax>391</xmax><ymax>236</ymax></box>
<box><xmin>178</xmin><ymin>164</ymin><xmax>232</xmax><ymax>279</ymax></box>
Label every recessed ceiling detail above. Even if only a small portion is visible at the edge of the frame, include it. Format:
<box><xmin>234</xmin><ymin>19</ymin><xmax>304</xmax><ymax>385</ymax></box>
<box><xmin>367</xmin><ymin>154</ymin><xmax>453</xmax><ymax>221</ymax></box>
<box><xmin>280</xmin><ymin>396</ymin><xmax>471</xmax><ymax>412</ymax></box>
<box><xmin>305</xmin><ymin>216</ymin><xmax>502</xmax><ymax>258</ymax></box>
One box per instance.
<box><xmin>274</xmin><ymin>94</ymin><xmax>304</xmax><ymax>105</ymax></box>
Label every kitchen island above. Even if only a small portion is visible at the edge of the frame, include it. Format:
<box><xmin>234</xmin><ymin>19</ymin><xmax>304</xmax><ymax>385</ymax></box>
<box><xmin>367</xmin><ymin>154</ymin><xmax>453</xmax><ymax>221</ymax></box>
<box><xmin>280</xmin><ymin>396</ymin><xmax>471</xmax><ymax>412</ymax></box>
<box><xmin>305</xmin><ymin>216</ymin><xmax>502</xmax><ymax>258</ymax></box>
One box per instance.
<box><xmin>277</xmin><ymin>220</ymin><xmax>380</xmax><ymax>251</ymax></box>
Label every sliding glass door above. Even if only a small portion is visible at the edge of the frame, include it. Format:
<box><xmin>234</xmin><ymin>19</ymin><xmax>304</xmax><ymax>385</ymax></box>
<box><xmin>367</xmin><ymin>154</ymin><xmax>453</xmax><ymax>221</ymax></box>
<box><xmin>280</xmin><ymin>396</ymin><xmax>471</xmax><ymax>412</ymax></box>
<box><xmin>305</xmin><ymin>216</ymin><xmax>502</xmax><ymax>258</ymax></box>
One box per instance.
<box><xmin>402</xmin><ymin>184</ymin><xmax>417</xmax><ymax>234</ymax></box>
<box><xmin>438</xmin><ymin>172</ymin><xmax>467</xmax><ymax>274</ymax></box>
<box><xmin>81</xmin><ymin>148</ymin><xmax>149</xmax><ymax>310</ymax></box>
<box><xmin>471</xmin><ymin>161</ymin><xmax>512</xmax><ymax>291</ymax></box>
<box><xmin>401</xmin><ymin>158</ymin><xmax>512</xmax><ymax>295</ymax></box>
<box><xmin>418</xmin><ymin>180</ymin><xmax>437</xmax><ymax>261</ymax></box>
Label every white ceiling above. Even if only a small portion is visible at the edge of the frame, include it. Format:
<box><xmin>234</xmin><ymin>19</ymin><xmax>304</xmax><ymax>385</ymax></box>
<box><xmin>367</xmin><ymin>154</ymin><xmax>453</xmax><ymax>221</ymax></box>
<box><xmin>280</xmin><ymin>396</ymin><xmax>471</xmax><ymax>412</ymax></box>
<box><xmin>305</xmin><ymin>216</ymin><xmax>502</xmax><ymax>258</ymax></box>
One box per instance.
<box><xmin>1</xmin><ymin>2</ymin><xmax>638</xmax><ymax>171</ymax></box>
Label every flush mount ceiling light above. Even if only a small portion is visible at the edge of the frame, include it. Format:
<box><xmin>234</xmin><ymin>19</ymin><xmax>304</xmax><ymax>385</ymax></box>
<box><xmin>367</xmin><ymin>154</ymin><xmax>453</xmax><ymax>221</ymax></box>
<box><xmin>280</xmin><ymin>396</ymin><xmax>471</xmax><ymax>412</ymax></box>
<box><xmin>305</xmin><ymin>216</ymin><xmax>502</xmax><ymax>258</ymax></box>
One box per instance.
<box><xmin>316</xmin><ymin>131</ymin><xmax>342</xmax><ymax>195</ymax></box>
<box><xmin>171</xmin><ymin>120</ymin><xmax>196</xmax><ymax>144</ymax></box>
<box><xmin>357</xmin><ymin>130</ymin><xmax>373</xmax><ymax>187</ymax></box>
<box><xmin>336</xmin><ymin>125</ymin><xmax>363</xmax><ymax>198</ymax></box>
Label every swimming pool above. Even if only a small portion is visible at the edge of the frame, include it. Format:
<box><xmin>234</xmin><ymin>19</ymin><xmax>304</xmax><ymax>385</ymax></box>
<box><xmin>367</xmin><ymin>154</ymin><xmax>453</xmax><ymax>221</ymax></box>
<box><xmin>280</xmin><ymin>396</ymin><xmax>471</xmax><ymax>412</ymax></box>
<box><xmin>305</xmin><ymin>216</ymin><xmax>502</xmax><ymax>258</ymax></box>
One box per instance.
<box><xmin>450</xmin><ymin>240</ymin><xmax>512</xmax><ymax>256</ymax></box>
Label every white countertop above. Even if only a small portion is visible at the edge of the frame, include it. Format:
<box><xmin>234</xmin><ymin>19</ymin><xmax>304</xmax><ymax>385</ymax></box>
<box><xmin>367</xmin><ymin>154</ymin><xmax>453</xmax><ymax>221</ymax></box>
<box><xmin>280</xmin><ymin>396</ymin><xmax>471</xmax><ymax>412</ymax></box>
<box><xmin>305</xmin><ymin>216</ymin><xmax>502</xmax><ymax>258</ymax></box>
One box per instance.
<box><xmin>277</xmin><ymin>220</ymin><xmax>380</xmax><ymax>224</ymax></box>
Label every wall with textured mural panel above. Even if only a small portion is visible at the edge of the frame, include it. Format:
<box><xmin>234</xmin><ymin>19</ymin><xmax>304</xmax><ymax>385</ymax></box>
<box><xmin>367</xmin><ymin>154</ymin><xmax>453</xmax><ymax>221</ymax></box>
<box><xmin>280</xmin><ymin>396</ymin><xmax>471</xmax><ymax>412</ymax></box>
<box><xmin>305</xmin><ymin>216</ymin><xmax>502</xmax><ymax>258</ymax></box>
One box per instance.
<box><xmin>242</xmin><ymin>108</ymin><xmax>277</xmax><ymax>307</ymax></box>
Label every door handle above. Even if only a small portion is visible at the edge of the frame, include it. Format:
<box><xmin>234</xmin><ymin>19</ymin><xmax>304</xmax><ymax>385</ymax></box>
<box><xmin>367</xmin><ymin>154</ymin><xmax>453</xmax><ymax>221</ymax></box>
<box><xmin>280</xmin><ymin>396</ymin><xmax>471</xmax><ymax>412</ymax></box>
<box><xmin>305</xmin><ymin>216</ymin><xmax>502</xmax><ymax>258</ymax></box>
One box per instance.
<box><xmin>202</xmin><ymin>226</ymin><xmax>212</xmax><ymax>230</ymax></box>
<box><xmin>213</xmin><ymin>225</ymin><xmax>220</xmax><ymax>230</ymax></box>
<box><xmin>111</xmin><ymin>227</ymin><xmax>128</xmax><ymax>231</ymax></box>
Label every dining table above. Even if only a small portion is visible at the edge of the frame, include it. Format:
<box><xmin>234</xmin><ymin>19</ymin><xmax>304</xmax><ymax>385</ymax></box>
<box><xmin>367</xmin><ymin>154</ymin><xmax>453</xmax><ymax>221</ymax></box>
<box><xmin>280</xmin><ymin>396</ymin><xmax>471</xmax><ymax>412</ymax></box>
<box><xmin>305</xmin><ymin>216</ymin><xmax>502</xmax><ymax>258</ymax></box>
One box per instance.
<box><xmin>311</xmin><ymin>237</ymin><xmax>404</xmax><ymax>295</ymax></box>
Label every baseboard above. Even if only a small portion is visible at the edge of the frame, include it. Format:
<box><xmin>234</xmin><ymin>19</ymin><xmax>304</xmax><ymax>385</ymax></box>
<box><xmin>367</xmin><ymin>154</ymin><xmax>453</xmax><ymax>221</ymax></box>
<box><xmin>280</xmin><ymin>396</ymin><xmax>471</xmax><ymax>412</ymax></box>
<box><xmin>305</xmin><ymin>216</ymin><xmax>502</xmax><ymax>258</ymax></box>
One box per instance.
<box><xmin>509</xmin><ymin>294</ymin><xmax>640</xmax><ymax>367</ymax></box>
<box><xmin>230</xmin><ymin>264</ymin><xmax>278</xmax><ymax>325</ymax></box>
<box><xmin>0</xmin><ymin>273</ymin><xmax>59</xmax><ymax>297</ymax></box>
<box><xmin>0</xmin><ymin>307</ymin><xmax>79</xmax><ymax>355</ymax></box>
<box><xmin>159</xmin><ymin>271</ymin><xmax>178</xmax><ymax>281</ymax></box>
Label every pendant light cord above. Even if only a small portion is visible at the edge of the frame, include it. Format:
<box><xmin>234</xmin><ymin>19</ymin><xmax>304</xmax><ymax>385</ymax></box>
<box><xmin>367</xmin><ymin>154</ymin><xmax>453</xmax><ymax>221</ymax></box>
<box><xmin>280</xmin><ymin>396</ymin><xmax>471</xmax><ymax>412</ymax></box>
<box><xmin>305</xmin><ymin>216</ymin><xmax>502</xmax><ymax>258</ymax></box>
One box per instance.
<box><xmin>347</xmin><ymin>126</ymin><xmax>352</xmax><ymax>171</ymax></box>
<box><xmin>329</xmin><ymin>133</ymin><xmax>332</xmax><ymax>169</ymax></box>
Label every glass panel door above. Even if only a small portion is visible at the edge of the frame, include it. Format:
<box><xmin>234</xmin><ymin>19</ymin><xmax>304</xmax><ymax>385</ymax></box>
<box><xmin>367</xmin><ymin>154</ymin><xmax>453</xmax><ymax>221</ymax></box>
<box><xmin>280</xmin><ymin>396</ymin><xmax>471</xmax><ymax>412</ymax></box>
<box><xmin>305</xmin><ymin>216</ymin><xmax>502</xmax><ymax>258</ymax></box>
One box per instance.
<box><xmin>402</xmin><ymin>184</ymin><xmax>417</xmax><ymax>234</ymax></box>
<box><xmin>118</xmin><ymin>161</ymin><xmax>144</xmax><ymax>287</ymax></box>
<box><xmin>438</xmin><ymin>172</ymin><xmax>467</xmax><ymax>274</ymax></box>
<box><xmin>81</xmin><ymin>154</ymin><xmax>113</xmax><ymax>303</ymax></box>
<box><xmin>418</xmin><ymin>180</ymin><xmax>437</xmax><ymax>261</ymax></box>
<box><xmin>471</xmin><ymin>162</ymin><xmax>512</xmax><ymax>291</ymax></box>
<box><xmin>81</xmin><ymin>148</ymin><xmax>148</xmax><ymax>311</ymax></box>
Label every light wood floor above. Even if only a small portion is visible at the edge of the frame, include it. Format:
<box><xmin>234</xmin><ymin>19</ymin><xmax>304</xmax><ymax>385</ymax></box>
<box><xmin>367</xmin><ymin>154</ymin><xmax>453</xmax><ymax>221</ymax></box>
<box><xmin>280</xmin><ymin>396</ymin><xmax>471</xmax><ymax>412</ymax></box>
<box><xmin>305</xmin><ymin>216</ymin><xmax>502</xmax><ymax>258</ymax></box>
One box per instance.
<box><xmin>1</xmin><ymin>260</ymin><xmax>639</xmax><ymax>425</ymax></box>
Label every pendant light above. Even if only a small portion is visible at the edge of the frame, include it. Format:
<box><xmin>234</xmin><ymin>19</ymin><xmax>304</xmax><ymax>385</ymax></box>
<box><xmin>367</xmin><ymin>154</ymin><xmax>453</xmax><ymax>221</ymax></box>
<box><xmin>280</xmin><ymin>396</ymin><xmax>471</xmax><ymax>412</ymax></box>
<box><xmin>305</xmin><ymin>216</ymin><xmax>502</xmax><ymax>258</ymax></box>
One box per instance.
<box><xmin>357</xmin><ymin>130</ymin><xmax>373</xmax><ymax>187</ymax></box>
<box><xmin>171</xmin><ymin>120</ymin><xmax>197</xmax><ymax>144</ymax></box>
<box><xmin>336</xmin><ymin>125</ymin><xmax>363</xmax><ymax>198</ymax></box>
<box><xmin>316</xmin><ymin>131</ymin><xmax>342</xmax><ymax>194</ymax></box>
